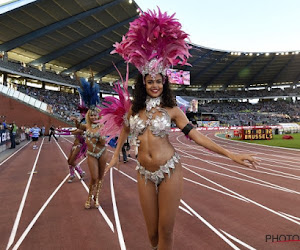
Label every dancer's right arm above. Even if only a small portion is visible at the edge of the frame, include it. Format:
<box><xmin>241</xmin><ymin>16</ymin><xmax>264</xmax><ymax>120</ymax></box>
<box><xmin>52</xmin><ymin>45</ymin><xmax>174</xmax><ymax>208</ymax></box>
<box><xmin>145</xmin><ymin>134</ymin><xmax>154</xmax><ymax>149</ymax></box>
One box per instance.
<box><xmin>71</xmin><ymin>129</ymin><xmax>84</xmax><ymax>135</ymax></box>
<box><xmin>71</xmin><ymin>116</ymin><xmax>86</xmax><ymax>130</ymax></box>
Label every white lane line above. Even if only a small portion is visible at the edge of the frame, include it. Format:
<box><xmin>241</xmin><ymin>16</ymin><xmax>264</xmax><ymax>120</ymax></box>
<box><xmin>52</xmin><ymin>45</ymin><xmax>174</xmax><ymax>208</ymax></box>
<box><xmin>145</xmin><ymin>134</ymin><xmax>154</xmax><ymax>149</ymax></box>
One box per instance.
<box><xmin>183</xmin><ymin>177</ymin><xmax>249</xmax><ymax>202</ymax></box>
<box><xmin>11</xmin><ymin>175</ymin><xmax>69</xmax><ymax>250</ymax></box>
<box><xmin>6</xmin><ymin>138</ymin><xmax>45</xmax><ymax>250</ymax></box>
<box><xmin>78</xmin><ymin>157</ymin><xmax>86</xmax><ymax>165</ymax></box>
<box><xmin>177</xmin><ymin>134</ymin><xmax>300</xmax><ymax>166</ymax></box>
<box><xmin>178</xmin><ymin>149</ymin><xmax>300</xmax><ymax>194</ymax></box>
<box><xmin>114</xmin><ymin>167</ymin><xmax>137</xmax><ymax>183</ymax></box>
<box><xmin>207</xmin><ymin>157</ymin><xmax>300</xmax><ymax>181</ymax></box>
<box><xmin>177</xmin><ymin>133</ymin><xmax>300</xmax><ymax>166</ymax></box>
<box><xmin>184</xmin><ymin>163</ymin><xmax>297</xmax><ymax>194</ymax></box>
<box><xmin>279</xmin><ymin>212</ymin><xmax>300</xmax><ymax>221</ymax></box>
<box><xmin>254</xmin><ymin>161</ymin><xmax>300</xmax><ymax>171</ymax></box>
<box><xmin>112</xmin><ymin>164</ymin><xmax>195</xmax><ymax>217</ymax></box>
<box><xmin>54</xmin><ymin>139</ymin><xmax>115</xmax><ymax>232</ymax></box>
<box><xmin>176</xmin><ymin>134</ymin><xmax>300</xmax><ymax>224</ymax></box>
<box><xmin>183</xmin><ymin>166</ymin><xmax>300</xmax><ymax>226</ymax></box>
<box><xmin>175</xmin><ymin>140</ymin><xmax>300</xmax><ymax>172</ymax></box>
<box><xmin>203</xmin><ymin>160</ymin><xmax>300</xmax><ymax>192</ymax></box>
<box><xmin>176</xmin><ymin>146</ymin><xmax>300</xmax><ymax>175</ymax></box>
<box><xmin>179</xmin><ymin>206</ymin><xmax>193</xmax><ymax>216</ymax></box>
<box><xmin>220</xmin><ymin>230</ymin><xmax>256</xmax><ymax>250</ymax></box>
<box><xmin>180</xmin><ymin>200</ymin><xmax>240</xmax><ymax>250</ymax></box>
<box><xmin>175</xmin><ymin>141</ymin><xmax>300</xmax><ymax>169</ymax></box>
<box><xmin>62</xmin><ymin>137</ymin><xmax>74</xmax><ymax>144</ymax></box>
<box><xmin>229</xmin><ymin>150</ymin><xmax>300</xmax><ymax>167</ymax></box>
<box><xmin>110</xmin><ymin>168</ymin><xmax>126</xmax><ymax>250</ymax></box>
<box><xmin>0</xmin><ymin>141</ymin><xmax>31</xmax><ymax>166</ymax></box>
<box><xmin>175</xmin><ymin>140</ymin><xmax>300</xmax><ymax>185</ymax></box>
<box><xmin>248</xmin><ymin>164</ymin><xmax>300</xmax><ymax>180</ymax></box>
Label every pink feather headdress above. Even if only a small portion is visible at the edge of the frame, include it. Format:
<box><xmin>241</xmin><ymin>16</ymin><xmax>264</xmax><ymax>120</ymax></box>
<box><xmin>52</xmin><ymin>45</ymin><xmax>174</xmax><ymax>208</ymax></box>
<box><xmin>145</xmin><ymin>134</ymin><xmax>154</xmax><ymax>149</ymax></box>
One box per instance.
<box><xmin>111</xmin><ymin>7</ymin><xmax>192</xmax><ymax>79</ymax></box>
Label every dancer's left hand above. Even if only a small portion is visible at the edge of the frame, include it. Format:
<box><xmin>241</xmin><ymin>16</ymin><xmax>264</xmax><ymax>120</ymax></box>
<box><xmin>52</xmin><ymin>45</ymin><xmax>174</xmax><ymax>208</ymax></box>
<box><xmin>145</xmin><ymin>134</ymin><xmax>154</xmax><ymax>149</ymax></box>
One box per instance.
<box><xmin>104</xmin><ymin>155</ymin><xmax>119</xmax><ymax>175</ymax></box>
<box><xmin>229</xmin><ymin>153</ymin><xmax>259</xmax><ymax>169</ymax></box>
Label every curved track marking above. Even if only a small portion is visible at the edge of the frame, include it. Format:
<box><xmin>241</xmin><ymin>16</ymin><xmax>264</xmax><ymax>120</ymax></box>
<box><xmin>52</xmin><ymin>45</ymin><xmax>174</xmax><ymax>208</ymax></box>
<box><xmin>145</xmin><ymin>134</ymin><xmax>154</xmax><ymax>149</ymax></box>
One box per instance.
<box><xmin>180</xmin><ymin>200</ymin><xmax>240</xmax><ymax>250</ymax></box>
<box><xmin>220</xmin><ymin>230</ymin><xmax>256</xmax><ymax>250</ymax></box>
<box><xmin>182</xmin><ymin>165</ymin><xmax>300</xmax><ymax>226</ymax></box>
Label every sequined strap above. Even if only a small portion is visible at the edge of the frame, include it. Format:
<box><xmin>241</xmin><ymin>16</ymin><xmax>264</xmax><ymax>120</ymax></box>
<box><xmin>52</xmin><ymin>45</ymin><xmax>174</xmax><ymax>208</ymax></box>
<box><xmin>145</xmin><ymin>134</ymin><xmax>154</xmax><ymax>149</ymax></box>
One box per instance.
<box><xmin>123</xmin><ymin>112</ymin><xmax>129</xmax><ymax>127</ymax></box>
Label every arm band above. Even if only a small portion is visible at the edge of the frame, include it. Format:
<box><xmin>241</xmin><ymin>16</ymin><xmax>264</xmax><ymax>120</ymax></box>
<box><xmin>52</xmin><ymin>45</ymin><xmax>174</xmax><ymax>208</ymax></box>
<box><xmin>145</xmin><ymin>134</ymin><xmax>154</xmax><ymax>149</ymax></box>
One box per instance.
<box><xmin>182</xmin><ymin>123</ymin><xmax>194</xmax><ymax>136</ymax></box>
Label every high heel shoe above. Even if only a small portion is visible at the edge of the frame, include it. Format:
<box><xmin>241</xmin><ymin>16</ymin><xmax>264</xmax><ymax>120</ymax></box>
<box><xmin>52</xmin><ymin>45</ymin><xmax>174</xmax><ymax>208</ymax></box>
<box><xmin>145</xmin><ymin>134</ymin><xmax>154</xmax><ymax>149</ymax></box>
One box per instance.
<box><xmin>75</xmin><ymin>165</ymin><xmax>85</xmax><ymax>179</ymax></box>
<box><xmin>68</xmin><ymin>166</ymin><xmax>75</xmax><ymax>183</ymax></box>
<box><xmin>94</xmin><ymin>180</ymin><xmax>103</xmax><ymax>208</ymax></box>
<box><xmin>85</xmin><ymin>184</ymin><xmax>94</xmax><ymax>209</ymax></box>
<box><xmin>68</xmin><ymin>175</ymin><xmax>75</xmax><ymax>183</ymax></box>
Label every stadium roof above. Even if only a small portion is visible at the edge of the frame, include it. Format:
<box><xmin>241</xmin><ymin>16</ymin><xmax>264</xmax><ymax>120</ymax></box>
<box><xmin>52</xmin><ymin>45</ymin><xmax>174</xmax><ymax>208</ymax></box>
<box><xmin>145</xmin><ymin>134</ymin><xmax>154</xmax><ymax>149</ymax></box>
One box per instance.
<box><xmin>0</xmin><ymin>0</ymin><xmax>299</xmax><ymax>90</ymax></box>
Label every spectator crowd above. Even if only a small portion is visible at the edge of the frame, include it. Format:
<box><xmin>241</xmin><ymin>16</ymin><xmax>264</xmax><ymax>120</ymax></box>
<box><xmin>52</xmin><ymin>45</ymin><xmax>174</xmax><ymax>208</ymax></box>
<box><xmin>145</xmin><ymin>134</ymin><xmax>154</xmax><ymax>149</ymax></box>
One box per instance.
<box><xmin>175</xmin><ymin>87</ymin><xmax>300</xmax><ymax>99</ymax></box>
<box><xmin>14</xmin><ymin>84</ymin><xmax>300</xmax><ymax>126</ymax></box>
<box><xmin>17</xmin><ymin>85</ymin><xmax>79</xmax><ymax>122</ymax></box>
<box><xmin>199</xmin><ymin>100</ymin><xmax>300</xmax><ymax>126</ymax></box>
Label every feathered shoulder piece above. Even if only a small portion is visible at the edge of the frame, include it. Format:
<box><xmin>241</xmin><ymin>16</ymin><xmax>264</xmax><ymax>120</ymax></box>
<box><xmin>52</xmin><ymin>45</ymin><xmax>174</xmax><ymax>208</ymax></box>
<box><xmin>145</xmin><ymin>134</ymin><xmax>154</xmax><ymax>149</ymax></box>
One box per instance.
<box><xmin>77</xmin><ymin>78</ymin><xmax>100</xmax><ymax>109</ymax></box>
<box><xmin>111</xmin><ymin>7</ymin><xmax>192</xmax><ymax>79</ymax></box>
<box><xmin>99</xmin><ymin>64</ymin><xmax>131</xmax><ymax>142</ymax></box>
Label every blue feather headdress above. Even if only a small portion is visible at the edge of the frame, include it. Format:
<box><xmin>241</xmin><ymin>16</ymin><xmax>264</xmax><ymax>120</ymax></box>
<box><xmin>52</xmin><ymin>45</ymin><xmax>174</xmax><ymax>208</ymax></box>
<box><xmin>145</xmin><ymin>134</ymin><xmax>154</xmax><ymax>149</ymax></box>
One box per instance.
<box><xmin>77</xmin><ymin>78</ymin><xmax>100</xmax><ymax>109</ymax></box>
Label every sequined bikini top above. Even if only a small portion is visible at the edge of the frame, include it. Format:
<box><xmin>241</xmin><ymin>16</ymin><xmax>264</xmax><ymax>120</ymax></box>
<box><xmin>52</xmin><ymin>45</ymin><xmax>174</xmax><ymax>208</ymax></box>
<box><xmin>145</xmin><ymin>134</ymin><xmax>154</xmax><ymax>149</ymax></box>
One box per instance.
<box><xmin>129</xmin><ymin>97</ymin><xmax>171</xmax><ymax>138</ymax></box>
<box><xmin>85</xmin><ymin>129</ymin><xmax>106</xmax><ymax>153</ymax></box>
<box><xmin>86</xmin><ymin>130</ymin><xmax>106</xmax><ymax>140</ymax></box>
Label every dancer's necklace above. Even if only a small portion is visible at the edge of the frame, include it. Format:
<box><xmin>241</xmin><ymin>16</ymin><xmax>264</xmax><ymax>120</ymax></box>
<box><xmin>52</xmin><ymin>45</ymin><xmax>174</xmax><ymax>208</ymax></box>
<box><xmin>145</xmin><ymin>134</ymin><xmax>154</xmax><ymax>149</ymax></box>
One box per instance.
<box><xmin>146</xmin><ymin>96</ymin><xmax>161</xmax><ymax>112</ymax></box>
<box><xmin>91</xmin><ymin>123</ymin><xmax>99</xmax><ymax>129</ymax></box>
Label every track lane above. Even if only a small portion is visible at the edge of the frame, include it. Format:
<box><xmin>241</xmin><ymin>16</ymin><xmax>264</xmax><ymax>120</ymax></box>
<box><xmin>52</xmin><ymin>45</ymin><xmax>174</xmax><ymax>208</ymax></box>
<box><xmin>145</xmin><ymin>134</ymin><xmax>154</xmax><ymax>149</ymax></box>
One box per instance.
<box><xmin>1</xmin><ymin>131</ymin><xmax>299</xmax><ymax>249</ymax></box>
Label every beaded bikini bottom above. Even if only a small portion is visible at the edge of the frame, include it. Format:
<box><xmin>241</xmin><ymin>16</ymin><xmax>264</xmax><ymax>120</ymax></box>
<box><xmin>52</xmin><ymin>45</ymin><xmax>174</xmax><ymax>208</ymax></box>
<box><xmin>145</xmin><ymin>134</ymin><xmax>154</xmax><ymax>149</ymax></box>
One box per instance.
<box><xmin>87</xmin><ymin>146</ymin><xmax>106</xmax><ymax>159</ymax></box>
<box><xmin>136</xmin><ymin>152</ymin><xmax>180</xmax><ymax>191</ymax></box>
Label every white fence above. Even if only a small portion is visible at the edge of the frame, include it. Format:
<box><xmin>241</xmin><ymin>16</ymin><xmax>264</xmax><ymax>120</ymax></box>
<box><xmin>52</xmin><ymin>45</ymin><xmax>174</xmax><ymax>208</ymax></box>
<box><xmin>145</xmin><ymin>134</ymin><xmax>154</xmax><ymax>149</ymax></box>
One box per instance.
<box><xmin>0</xmin><ymin>84</ymin><xmax>48</xmax><ymax>112</ymax></box>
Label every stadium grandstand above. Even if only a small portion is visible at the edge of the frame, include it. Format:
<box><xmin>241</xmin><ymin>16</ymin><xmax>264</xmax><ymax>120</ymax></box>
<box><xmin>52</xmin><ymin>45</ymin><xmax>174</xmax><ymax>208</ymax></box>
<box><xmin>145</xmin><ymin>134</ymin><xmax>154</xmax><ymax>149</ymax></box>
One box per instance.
<box><xmin>0</xmin><ymin>0</ymin><xmax>299</xmax><ymax>128</ymax></box>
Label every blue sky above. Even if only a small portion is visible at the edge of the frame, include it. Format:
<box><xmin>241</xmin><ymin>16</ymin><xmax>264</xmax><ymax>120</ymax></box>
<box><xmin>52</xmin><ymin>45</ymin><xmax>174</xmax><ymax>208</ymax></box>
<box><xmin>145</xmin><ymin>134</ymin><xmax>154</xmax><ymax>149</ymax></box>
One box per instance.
<box><xmin>1</xmin><ymin>0</ymin><xmax>299</xmax><ymax>53</ymax></box>
<box><xmin>135</xmin><ymin>0</ymin><xmax>300</xmax><ymax>53</ymax></box>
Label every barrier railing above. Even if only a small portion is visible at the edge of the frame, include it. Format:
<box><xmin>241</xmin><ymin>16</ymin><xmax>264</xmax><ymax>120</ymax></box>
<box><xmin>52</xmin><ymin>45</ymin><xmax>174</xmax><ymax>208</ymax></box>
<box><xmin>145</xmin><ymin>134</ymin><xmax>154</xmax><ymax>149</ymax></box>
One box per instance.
<box><xmin>0</xmin><ymin>85</ymin><xmax>48</xmax><ymax>112</ymax></box>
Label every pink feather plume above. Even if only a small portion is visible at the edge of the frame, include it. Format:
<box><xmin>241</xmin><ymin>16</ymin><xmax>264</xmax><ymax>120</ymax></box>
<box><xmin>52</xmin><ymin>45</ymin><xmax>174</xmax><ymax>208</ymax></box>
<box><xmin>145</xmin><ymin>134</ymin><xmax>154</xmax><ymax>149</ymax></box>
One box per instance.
<box><xmin>99</xmin><ymin>64</ymin><xmax>131</xmax><ymax>142</ymax></box>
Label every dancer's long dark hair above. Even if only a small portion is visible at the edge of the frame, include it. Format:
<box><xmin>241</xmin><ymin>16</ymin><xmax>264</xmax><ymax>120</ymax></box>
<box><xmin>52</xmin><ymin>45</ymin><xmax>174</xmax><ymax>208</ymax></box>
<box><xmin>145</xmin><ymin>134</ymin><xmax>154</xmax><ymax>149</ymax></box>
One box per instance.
<box><xmin>132</xmin><ymin>74</ymin><xmax>177</xmax><ymax>115</ymax></box>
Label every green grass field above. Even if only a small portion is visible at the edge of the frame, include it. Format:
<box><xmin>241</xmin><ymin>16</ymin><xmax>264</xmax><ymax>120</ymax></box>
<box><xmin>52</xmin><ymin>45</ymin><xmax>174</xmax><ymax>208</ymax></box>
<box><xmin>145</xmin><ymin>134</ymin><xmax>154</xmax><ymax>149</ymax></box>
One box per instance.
<box><xmin>227</xmin><ymin>133</ymin><xmax>300</xmax><ymax>149</ymax></box>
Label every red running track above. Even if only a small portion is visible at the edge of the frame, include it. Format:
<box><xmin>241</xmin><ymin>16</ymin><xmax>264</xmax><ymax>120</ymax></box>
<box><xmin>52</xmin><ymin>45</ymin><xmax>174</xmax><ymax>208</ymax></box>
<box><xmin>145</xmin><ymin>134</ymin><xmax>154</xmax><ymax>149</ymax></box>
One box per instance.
<box><xmin>1</xmin><ymin>131</ymin><xmax>300</xmax><ymax>250</ymax></box>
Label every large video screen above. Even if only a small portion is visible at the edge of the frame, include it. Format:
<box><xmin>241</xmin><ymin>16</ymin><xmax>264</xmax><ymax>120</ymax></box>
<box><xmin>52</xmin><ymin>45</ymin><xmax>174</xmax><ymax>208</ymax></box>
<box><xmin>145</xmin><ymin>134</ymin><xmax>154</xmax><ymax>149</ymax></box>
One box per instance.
<box><xmin>167</xmin><ymin>69</ymin><xmax>190</xmax><ymax>85</ymax></box>
<box><xmin>176</xmin><ymin>96</ymin><xmax>198</xmax><ymax>113</ymax></box>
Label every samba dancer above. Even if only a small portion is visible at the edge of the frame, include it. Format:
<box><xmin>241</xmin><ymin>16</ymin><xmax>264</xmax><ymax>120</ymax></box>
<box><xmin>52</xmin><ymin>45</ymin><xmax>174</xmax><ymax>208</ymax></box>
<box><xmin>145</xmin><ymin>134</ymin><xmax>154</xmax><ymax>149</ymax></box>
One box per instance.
<box><xmin>101</xmin><ymin>8</ymin><xmax>259</xmax><ymax>249</ymax></box>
